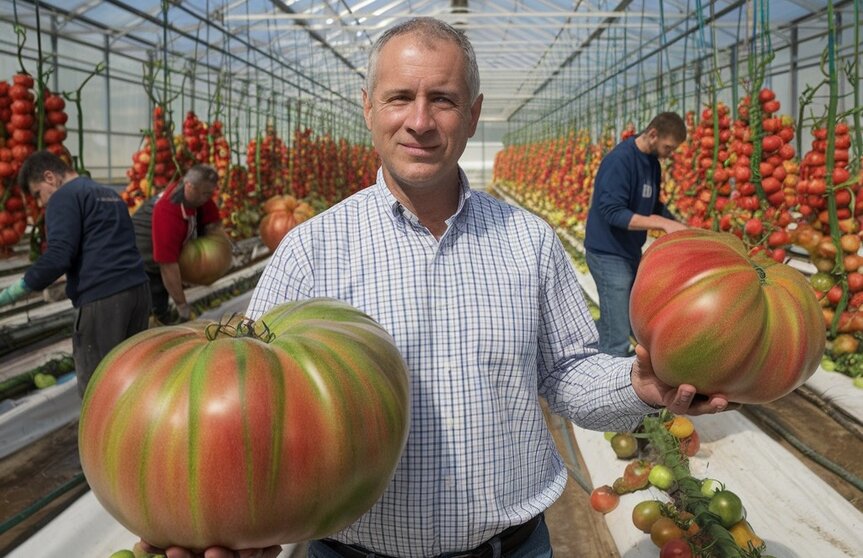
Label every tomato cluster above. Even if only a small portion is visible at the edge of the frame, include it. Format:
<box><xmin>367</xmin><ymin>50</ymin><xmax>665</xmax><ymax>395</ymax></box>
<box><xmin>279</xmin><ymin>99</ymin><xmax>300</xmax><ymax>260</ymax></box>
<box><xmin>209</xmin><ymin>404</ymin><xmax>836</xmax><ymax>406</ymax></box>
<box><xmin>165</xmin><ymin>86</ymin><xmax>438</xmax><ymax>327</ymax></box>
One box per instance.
<box><xmin>122</xmin><ymin>105</ymin><xmax>177</xmax><ymax>209</ymax></box>
<box><xmin>592</xmin><ymin>415</ymin><xmax>767</xmax><ymax>557</ymax></box>
<box><xmin>175</xmin><ymin>111</ymin><xmax>230</xmax><ymax>180</ymax></box>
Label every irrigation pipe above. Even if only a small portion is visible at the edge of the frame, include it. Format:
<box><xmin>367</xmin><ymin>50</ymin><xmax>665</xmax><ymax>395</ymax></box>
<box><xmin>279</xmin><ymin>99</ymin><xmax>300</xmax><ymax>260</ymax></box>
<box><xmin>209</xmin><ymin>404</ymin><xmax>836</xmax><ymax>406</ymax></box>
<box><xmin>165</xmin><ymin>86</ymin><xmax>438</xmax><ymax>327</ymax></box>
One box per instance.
<box><xmin>0</xmin><ymin>473</ymin><xmax>87</xmax><ymax>537</ymax></box>
<box><xmin>743</xmin><ymin>405</ymin><xmax>863</xmax><ymax>493</ymax></box>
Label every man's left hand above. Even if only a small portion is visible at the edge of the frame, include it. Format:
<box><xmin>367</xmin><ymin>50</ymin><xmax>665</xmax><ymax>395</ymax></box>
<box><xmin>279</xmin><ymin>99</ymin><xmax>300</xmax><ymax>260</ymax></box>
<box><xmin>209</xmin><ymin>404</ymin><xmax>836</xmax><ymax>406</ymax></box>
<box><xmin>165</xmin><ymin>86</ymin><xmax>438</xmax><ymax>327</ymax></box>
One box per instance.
<box><xmin>631</xmin><ymin>344</ymin><xmax>731</xmax><ymax>416</ymax></box>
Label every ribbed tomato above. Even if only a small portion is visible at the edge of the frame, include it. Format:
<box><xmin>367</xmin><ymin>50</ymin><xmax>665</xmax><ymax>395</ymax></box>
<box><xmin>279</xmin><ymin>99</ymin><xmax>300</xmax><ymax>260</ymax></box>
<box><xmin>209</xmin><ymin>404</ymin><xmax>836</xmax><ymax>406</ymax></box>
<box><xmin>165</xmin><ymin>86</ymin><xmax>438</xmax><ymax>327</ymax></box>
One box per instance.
<box><xmin>79</xmin><ymin>299</ymin><xmax>410</xmax><ymax>550</ymax></box>
<box><xmin>177</xmin><ymin>232</ymin><xmax>233</xmax><ymax>285</ymax></box>
<box><xmin>630</xmin><ymin>229</ymin><xmax>824</xmax><ymax>403</ymax></box>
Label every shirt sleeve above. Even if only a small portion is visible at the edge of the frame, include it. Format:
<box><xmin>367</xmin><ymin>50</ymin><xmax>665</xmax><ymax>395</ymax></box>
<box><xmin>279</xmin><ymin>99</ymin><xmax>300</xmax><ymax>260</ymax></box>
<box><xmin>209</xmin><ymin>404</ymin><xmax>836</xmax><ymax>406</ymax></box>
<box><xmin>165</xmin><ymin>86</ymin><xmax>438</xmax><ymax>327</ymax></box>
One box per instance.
<box><xmin>593</xmin><ymin>153</ymin><xmax>636</xmax><ymax>230</ymax></box>
<box><xmin>151</xmin><ymin>197</ymin><xmax>186</xmax><ymax>264</ymax></box>
<box><xmin>23</xmin><ymin>190</ymin><xmax>82</xmax><ymax>291</ymax></box>
<box><xmin>246</xmin><ymin>230</ymin><xmax>315</xmax><ymax>320</ymax></box>
<box><xmin>536</xmin><ymin>230</ymin><xmax>657</xmax><ymax>431</ymax></box>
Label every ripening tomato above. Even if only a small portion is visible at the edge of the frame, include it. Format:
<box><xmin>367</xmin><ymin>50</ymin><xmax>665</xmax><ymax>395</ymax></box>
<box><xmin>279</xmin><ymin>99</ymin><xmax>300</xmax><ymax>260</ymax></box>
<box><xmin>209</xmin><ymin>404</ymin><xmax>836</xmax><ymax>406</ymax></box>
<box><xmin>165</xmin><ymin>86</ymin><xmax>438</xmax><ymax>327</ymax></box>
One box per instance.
<box><xmin>665</xmin><ymin>416</ymin><xmax>695</xmax><ymax>439</ymax></box>
<box><xmin>589</xmin><ymin>485</ymin><xmax>620</xmax><ymax>514</ymax></box>
<box><xmin>630</xmin><ymin>229</ymin><xmax>825</xmax><ymax>403</ymax></box>
<box><xmin>632</xmin><ymin>500</ymin><xmax>664</xmax><ymax>533</ymax></box>
<box><xmin>650</xmin><ymin>517</ymin><xmax>685</xmax><ymax>548</ymax></box>
<box><xmin>729</xmin><ymin>519</ymin><xmax>765</xmax><ymax>550</ymax></box>
<box><xmin>622</xmin><ymin>459</ymin><xmax>653</xmax><ymax>488</ymax></box>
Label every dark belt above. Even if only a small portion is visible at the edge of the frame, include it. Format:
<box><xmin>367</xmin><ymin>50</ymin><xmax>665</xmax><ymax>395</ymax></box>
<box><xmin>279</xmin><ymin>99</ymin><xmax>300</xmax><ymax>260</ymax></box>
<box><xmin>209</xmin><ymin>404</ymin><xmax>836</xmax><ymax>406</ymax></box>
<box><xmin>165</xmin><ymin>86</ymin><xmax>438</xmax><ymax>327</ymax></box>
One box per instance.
<box><xmin>320</xmin><ymin>513</ymin><xmax>543</xmax><ymax>558</ymax></box>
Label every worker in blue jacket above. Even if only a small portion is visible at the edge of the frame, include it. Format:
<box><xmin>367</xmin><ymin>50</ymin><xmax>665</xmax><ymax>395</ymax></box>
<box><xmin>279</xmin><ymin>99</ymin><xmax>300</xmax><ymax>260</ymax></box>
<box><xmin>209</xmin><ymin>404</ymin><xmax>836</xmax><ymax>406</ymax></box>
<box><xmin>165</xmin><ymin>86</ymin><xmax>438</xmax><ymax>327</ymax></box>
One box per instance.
<box><xmin>0</xmin><ymin>151</ymin><xmax>151</xmax><ymax>397</ymax></box>
<box><xmin>584</xmin><ymin>113</ymin><xmax>688</xmax><ymax>357</ymax></box>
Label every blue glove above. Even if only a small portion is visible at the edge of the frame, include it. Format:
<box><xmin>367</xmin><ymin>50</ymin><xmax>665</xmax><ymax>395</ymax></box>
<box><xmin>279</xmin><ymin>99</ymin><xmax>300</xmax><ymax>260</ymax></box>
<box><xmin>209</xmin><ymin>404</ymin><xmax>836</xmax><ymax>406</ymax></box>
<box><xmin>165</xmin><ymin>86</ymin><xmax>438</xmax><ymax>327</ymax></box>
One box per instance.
<box><xmin>0</xmin><ymin>278</ymin><xmax>32</xmax><ymax>307</ymax></box>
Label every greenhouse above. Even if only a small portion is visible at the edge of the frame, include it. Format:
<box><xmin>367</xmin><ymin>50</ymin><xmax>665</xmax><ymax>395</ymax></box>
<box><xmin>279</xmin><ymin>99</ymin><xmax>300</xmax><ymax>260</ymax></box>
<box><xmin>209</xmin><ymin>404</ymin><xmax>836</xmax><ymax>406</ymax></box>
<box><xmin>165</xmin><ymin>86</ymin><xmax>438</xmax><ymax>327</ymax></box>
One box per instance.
<box><xmin>0</xmin><ymin>1</ymin><xmax>862</xmax><ymax>557</ymax></box>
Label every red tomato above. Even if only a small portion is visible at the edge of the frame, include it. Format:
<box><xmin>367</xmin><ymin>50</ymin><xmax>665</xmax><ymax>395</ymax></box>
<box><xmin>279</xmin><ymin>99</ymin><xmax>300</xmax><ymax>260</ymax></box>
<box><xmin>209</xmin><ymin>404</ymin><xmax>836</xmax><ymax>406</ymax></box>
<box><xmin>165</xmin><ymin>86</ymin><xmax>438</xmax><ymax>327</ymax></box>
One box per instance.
<box><xmin>758</xmin><ymin>88</ymin><xmax>775</xmax><ymax>103</ymax></box>
<box><xmin>761</xmin><ymin>135</ymin><xmax>782</xmax><ymax>152</ymax></box>
<box><xmin>762</xmin><ymin>99</ymin><xmax>781</xmax><ymax>114</ymax></box>
<box><xmin>767</xmin><ymin>230</ymin><xmax>789</xmax><ymax>248</ymax></box>
<box><xmin>744</xmin><ymin>218</ymin><xmax>763</xmax><ymax>237</ymax></box>
<box><xmin>589</xmin><ymin>485</ymin><xmax>620</xmax><ymax>514</ymax></box>
<box><xmin>630</xmin><ymin>230</ymin><xmax>825</xmax><ymax>403</ymax></box>
<box><xmin>679</xmin><ymin>430</ymin><xmax>701</xmax><ymax>457</ymax></box>
<box><xmin>660</xmin><ymin>539</ymin><xmax>693</xmax><ymax>558</ymax></box>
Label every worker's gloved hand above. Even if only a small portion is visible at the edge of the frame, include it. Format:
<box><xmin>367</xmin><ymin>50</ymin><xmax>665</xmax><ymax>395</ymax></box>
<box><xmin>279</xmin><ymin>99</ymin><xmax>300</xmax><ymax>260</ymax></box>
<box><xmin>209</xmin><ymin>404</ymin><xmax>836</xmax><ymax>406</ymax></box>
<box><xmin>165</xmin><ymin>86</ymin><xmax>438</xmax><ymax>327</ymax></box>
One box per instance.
<box><xmin>0</xmin><ymin>279</ymin><xmax>32</xmax><ymax>307</ymax></box>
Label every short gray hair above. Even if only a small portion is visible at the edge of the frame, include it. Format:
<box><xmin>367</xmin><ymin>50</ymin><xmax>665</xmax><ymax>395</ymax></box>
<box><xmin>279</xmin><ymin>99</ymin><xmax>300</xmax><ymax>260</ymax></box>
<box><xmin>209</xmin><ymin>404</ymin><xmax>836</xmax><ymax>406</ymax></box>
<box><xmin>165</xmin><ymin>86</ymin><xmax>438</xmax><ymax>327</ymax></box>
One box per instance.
<box><xmin>366</xmin><ymin>17</ymin><xmax>480</xmax><ymax>102</ymax></box>
<box><xmin>185</xmin><ymin>164</ymin><xmax>219</xmax><ymax>187</ymax></box>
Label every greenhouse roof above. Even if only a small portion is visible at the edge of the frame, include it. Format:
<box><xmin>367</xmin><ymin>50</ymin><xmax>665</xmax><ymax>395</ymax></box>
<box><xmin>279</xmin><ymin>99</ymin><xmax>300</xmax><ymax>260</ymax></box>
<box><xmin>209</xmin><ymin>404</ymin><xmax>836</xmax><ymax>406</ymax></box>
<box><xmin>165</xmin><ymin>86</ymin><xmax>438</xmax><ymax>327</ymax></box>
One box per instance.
<box><xmin>0</xmin><ymin>0</ymin><xmax>853</xmax><ymax>131</ymax></box>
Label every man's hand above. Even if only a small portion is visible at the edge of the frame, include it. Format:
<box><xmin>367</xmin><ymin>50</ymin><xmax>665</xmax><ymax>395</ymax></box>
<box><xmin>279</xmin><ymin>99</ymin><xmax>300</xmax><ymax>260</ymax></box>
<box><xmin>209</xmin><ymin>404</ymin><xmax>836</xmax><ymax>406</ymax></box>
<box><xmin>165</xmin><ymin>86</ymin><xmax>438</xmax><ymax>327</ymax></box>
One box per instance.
<box><xmin>631</xmin><ymin>344</ymin><xmax>731</xmax><ymax>416</ymax></box>
<box><xmin>177</xmin><ymin>303</ymin><xmax>192</xmax><ymax>321</ymax></box>
<box><xmin>0</xmin><ymin>278</ymin><xmax>32</xmax><ymax>307</ymax></box>
<box><xmin>139</xmin><ymin>540</ymin><xmax>283</xmax><ymax>558</ymax></box>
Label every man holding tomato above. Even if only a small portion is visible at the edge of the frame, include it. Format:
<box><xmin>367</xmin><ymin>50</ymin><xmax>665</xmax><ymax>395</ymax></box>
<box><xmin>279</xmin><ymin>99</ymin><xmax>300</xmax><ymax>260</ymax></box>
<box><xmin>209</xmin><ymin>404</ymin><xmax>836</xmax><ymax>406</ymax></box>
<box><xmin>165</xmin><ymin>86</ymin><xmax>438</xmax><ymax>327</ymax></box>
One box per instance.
<box><xmin>584</xmin><ymin>113</ymin><xmax>689</xmax><ymax>357</ymax></box>
<box><xmin>0</xmin><ymin>150</ymin><xmax>151</xmax><ymax>397</ymax></box>
<box><xmin>146</xmin><ymin>18</ymin><xmax>729</xmax><ymax>558</ymax></box>
<box><xmin>131</xmin><ymin>164</ymin><xmax>222</xmax><ymax>324</ymax></box>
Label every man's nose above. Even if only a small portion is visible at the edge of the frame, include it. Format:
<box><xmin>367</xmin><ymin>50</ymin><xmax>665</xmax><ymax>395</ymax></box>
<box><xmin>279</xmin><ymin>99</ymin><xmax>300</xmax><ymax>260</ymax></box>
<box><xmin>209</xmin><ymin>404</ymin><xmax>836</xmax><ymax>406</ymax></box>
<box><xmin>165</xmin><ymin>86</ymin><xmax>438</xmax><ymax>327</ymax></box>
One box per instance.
<box><xmin>405</xmin><ymin>100</ymin><xmax>436</xmax><ymax>134</ymax></box>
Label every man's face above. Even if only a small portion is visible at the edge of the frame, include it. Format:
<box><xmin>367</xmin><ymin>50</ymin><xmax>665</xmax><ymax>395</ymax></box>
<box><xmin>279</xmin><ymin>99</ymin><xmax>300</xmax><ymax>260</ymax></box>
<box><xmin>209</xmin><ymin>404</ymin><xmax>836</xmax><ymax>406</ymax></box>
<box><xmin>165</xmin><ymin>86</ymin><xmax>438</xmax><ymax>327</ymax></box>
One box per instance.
<box><xmin>184</xmin><ymin>179</ymin><xmax>217</xmax><ymax>208</ymax></box>
<box><xmin>362</xmin><ymin>33</ymin><xmax>483</xmax><ymax>191</ymax></box>
<box><xmin>646</xmin><ymin>129</ymin><xmax>681</xmax><ymax>159</ymax></box>
<box><xmin>28</xmin><ymin>171</ymin><xmax>63</xmax><ymax>207</ymax></box>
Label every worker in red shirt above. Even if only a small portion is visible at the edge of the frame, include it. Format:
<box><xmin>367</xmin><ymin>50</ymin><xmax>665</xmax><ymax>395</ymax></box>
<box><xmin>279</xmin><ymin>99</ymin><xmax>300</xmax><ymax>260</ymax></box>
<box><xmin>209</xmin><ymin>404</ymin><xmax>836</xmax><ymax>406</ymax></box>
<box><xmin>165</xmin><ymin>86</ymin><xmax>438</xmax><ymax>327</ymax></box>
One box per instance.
<box><xmin>132</xmin><ymin>164</ymin><xmax>223</xmax><ymax>324</ymax></box>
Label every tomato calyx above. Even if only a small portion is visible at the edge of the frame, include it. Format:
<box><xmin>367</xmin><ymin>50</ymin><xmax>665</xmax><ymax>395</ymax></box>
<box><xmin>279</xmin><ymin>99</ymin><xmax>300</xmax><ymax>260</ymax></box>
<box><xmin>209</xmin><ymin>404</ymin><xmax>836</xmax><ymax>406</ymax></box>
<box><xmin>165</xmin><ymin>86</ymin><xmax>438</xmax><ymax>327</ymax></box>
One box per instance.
<box><xmin>205</xmin><ymin>314</ymin><xmax>276</xmax><ymax>342</ymax></box>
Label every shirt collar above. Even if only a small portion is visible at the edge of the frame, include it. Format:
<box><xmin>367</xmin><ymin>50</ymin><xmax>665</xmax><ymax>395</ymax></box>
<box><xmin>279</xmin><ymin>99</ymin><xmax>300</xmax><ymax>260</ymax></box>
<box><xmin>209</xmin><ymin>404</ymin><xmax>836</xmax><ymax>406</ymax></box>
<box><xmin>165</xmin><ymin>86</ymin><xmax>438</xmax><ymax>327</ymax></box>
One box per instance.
<box><xmin>375</xmin><ymin>167</ymin><xmax>472</xmax><ymax>232</ymax></box>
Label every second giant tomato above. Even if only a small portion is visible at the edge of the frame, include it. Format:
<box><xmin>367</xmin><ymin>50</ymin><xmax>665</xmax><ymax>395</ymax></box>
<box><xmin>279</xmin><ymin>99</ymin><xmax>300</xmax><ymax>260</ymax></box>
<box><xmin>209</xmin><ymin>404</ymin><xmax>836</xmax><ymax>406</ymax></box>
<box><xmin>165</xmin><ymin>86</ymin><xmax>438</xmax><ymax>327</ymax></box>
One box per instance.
<box><xmin>630</xmin><ymin>229</ymin><xmax>824</xmax><ymax>404</ymax></box>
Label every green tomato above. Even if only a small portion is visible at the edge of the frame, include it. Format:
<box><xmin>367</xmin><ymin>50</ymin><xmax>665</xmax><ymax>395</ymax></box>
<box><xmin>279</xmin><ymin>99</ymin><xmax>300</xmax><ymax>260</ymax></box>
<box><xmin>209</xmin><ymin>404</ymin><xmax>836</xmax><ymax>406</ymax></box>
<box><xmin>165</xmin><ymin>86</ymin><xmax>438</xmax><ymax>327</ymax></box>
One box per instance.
<box><xmin>700</xmin><ymin>478</ymin><xmax>722</xmax><ymax>498</ymax></box>
<box><xmin>604</xmin><ymin>431</ymin><xmax>617</xmax><ymax>441</ymax></box>
<box><xmin>708</xmin><ymin>489</ymin><xmax>745</xmax><ymax>528</ymax></box>
<box><xmin>853</xmin><ymin>376</ymin><xmax>863</xmax><ymax>389</ymax></box>
<box><xmin>648</xmin><ymin>464</ymin><xmax>674</xmax><ymax>490</ymax></box>
<box><xmin>820</xmin><ymin>357</ymin><xmax>836</xmax><ymax>372</ymax></box>
<box><xmin>610</xmin><ymin>432</ymin><xmax>639</xmax><ymax>459</ymax></box>
<box><xmin>109</xmin><ymin>551</ymin><xmax>136</xmax><ymax>558</ymax></box>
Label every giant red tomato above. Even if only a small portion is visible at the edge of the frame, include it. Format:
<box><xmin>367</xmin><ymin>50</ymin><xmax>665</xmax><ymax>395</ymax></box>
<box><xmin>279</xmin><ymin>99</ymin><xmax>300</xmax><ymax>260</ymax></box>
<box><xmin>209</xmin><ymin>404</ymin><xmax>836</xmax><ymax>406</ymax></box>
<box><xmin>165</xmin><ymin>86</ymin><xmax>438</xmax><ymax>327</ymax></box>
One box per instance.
<box><xmin>630</xmin><ymin>229</ymin><xmax>824</xmax><ymax>403</ymax></box>
<box><xmin>79</xmin><ymin>299</ymin><xmax>410</xmax><ymax>550</ymax></box>
<box><xmin>178</xmin><ymin>232</ymin><xmax>233</xmax><ymax>285</ymax></box>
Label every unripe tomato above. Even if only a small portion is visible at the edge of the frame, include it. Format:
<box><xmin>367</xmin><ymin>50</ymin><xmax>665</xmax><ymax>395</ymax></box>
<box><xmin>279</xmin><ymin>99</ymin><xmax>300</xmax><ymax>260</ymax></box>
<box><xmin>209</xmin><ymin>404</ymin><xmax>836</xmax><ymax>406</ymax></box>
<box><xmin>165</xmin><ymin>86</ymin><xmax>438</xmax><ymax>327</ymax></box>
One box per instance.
<box><xmin>648</xmin><ymin>464</ymin><xmax>675</xmax><ymax>490</ymax></box>
<box><xmin>610</xmin><ymin>432</ymin><xmax>638</xmax><ymax>459</ymax></box>
<box><xmin>708</xmin><ymin>490</ymin><xmax>745</xmax><ymax>528</ymax></box>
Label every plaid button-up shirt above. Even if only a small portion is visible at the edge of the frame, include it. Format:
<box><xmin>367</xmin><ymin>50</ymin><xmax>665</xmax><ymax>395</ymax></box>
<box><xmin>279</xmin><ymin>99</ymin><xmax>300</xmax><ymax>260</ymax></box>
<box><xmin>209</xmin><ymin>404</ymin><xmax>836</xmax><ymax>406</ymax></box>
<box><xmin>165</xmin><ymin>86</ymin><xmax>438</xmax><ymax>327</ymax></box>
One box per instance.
<box><xmin>247</xmin><ymin>168</ymin><xmax>654</xmax><ymax>557</ymax></box>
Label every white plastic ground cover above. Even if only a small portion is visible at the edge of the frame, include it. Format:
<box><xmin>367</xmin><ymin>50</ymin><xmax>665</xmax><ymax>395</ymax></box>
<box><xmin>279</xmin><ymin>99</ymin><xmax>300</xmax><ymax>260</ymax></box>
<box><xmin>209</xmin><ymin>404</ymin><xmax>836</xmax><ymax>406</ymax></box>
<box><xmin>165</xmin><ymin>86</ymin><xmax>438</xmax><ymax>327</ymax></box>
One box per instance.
<box><xmin>0</xmin><ymin>374</ymin><xmax>78</xmax><ymax>460</ymax></box>
<box><xmin>573</xmin><ymin>411</ymin><xmax>863</xmax><ymax>558</ymax></box>
<box><xmin>7</xmin><ymin>490</ymin><xmax>297</xmax><ymax>558</ymax></box>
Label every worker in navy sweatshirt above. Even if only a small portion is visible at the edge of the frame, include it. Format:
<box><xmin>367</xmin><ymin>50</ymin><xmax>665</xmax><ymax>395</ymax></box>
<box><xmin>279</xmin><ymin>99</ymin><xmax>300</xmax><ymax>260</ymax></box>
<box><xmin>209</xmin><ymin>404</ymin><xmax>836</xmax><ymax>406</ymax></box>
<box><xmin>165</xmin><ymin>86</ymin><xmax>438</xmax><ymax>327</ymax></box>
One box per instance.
<box><xmin>584</xmin><ymin>113</ymin><xmax>688</xmax><ymax>357</ymax></box>
<box><xmin>0</xmin><ymin>151</ymin><xmax>151</xmax><ymax>397</ymax></box>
